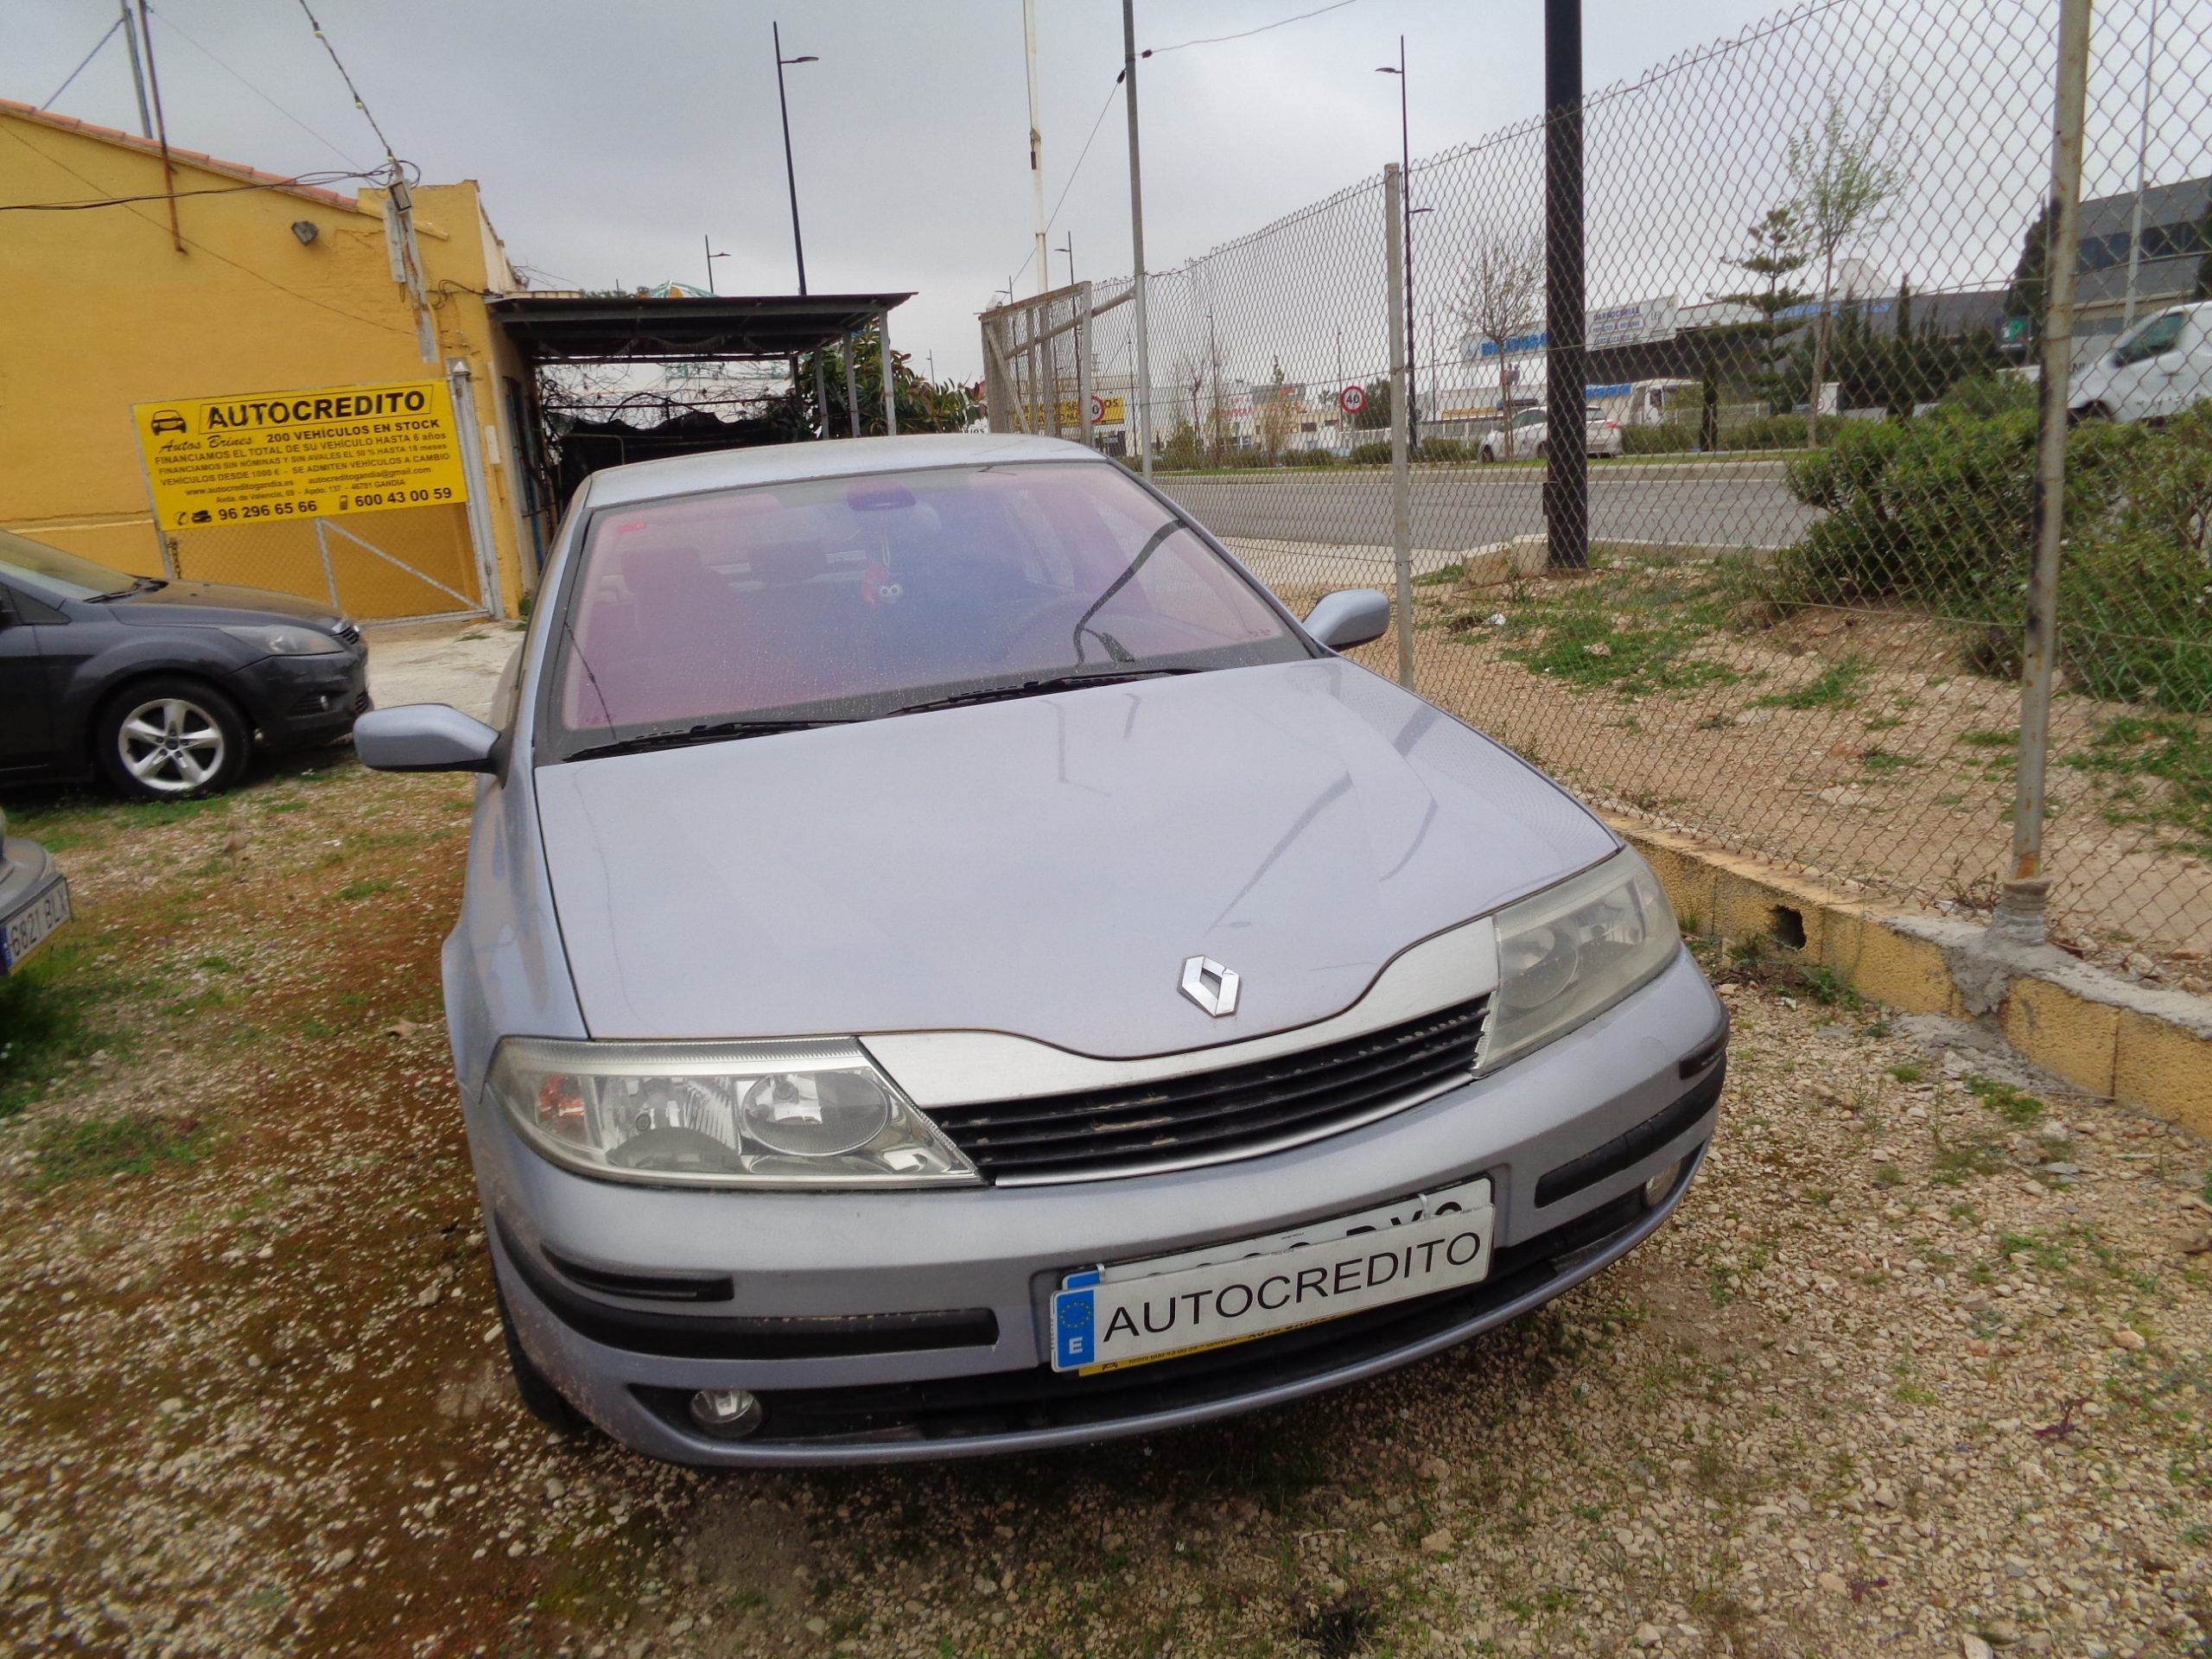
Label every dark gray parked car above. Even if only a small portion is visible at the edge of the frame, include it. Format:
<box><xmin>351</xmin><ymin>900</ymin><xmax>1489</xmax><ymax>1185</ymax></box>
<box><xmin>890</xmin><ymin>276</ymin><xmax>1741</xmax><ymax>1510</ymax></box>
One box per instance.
<box><xmin>0</xmin><ymin>531</ymin><xmax>368</xmax><ymax>800</ymax></box>
<box><xmin>355</xmin><ymin>433</ymin><xmax>1728</xmax><ymax>1466</ymax></box>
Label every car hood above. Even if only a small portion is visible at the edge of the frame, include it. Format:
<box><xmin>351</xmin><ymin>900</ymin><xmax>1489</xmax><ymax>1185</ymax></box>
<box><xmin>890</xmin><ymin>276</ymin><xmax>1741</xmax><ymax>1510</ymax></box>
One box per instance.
<box><xmin>534</xmin><ymin>658</ymin><xmax>1617</xmax><ymax>1057</ymax></box>
<box><xmin>108</xmin><ymin>581</ymin><xmax>344</xmax><ymax>629</ymax></box>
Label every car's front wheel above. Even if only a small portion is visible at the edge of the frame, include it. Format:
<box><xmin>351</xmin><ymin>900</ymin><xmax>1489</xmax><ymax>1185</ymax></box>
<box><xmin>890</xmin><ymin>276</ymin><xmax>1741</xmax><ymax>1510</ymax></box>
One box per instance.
<box><xmin>94</xmin><ymin>677</ymin><xmax>250</xmax><ymax>801</ymax></box>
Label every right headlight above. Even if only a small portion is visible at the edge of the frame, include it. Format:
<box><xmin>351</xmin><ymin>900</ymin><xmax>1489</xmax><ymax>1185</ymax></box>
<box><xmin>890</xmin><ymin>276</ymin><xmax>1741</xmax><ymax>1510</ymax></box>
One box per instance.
<box><xmin>485</xmin><ymin>1038</ymin><xmax>979</xmax><ymax>1189</ymax></box>
<box><xmin>1479</xmin><ymin>849</ymin><xmax>1681</xmax><ymax>1074</ymax></box>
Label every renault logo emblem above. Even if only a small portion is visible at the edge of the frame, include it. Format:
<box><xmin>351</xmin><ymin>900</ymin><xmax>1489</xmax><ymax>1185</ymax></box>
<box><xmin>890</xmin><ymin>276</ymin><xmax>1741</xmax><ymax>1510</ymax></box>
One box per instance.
<box><xmin>1179</xmin><ymin>956</ymin><xmax>1240</xmax><ymax>1017</ymax></box>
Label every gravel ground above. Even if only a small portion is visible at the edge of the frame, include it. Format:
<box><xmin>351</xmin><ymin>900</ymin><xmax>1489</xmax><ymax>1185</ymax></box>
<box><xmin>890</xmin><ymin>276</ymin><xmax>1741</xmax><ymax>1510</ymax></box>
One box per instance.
<box><xmin>1</xmin><ymin>757</ymin><xmax>2207</xmax><ymax>1659</ymax></box>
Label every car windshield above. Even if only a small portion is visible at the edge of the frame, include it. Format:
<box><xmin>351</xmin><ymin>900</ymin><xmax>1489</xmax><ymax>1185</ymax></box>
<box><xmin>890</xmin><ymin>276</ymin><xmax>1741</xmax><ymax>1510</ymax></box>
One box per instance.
<box><xmin>2111</xmin><ymin>309</ymin><xmax>2185</xmax><ymax>366</ymax></box>
<box><xmin>0</xmin><ymin>530</ymin><xmax>145</xmax><ymax>600</ymax></box>
<box><xmin>539</xmin><ymin>460</ymin><xmax>1310</xmax><ymax>761</ymax></box>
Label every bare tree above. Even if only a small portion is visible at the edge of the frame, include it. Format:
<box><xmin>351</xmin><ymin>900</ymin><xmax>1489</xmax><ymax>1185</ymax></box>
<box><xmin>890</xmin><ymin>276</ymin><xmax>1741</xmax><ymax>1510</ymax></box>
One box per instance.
<box><xmin>1454</xmin><ymin>228</ymin><xmax>1546</xmax><ymax>458</ymax></box>
<box><xmin>1787</xmin><ymin>81</ymin><xmax>1905</xmax><ymax>443</ymax></box>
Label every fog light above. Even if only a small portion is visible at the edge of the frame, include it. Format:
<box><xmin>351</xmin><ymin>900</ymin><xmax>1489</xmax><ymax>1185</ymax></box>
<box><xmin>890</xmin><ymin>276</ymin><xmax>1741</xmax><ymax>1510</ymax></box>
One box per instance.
<box><xmin>687</xmin><ymin>1387</ymin><xmax>764</xmax><ymax>1440</ymax></box>
<box><xmin>1643</xmin><ymin>1160</ymin><xmax>1682</xmax><ymax>1209</ymax></box>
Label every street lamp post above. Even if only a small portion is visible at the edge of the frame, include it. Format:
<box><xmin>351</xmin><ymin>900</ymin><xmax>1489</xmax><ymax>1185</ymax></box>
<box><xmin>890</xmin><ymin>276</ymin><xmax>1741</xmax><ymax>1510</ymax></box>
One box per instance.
<box><xmin>1377</xmin><ymin>40</ymin><xmax>1421</xmax><ymax>452</ymax></box>
<box><xmin>772</xmin><ymin>22</ymin><xmax>818</xmax><ymax>295</ymax></box>
<box><xmin>702</xmin><ymin>237</ymin><xmax>728</xmax><ymax>296</ymax></box>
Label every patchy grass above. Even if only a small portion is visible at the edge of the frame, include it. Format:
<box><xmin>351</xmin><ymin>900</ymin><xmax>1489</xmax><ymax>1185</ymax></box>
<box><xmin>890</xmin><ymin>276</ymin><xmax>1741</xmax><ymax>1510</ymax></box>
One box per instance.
<box><xmin>2061</xmin><ymin>715</ymin><xmax>2212</xmax><ymax>855</ymax></box>
<box><xmin>1755</xmin><ymin>655</ymin><xmax>1869</xmax><ymax>711</ymax></box>
<box><xmin>1476</xmin><ymin>556</ymin><xmax>1755</xmax><ymax>698</ymax></box>
<box><xmin>29</xmin><ymin>1109</ymin><xmax>212</xmax><ymax>1187</ymax></box>
<box><xmin>0</xmin><ymin>944</ymin><xmax>115</xmax><ymax>1121</ymax></box>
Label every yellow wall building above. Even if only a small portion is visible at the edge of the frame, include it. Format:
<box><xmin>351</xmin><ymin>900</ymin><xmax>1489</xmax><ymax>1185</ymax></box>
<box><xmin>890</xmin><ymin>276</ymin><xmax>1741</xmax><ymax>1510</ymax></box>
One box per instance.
<box><xmin>0</xmin><ymin>98</ymin><xmax>540</xmax><ymax>619</ymax></box>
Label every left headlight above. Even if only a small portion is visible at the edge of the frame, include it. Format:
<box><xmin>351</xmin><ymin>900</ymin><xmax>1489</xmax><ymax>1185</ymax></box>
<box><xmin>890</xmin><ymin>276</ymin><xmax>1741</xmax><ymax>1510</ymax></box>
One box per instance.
<box><xmin>485</xmin><ymin>1038</ymin><xmax>980</xmax><ymax>1189</ymax></box>
<box><xmin>219</xmin><ymin>623</ymin><xmax>344</xmax><ymax>657</ymax></box>
<box><xmin>1479</xmin><ymin>849</ymin><xmax>1681</xmax><ymax>1074</ymax></box>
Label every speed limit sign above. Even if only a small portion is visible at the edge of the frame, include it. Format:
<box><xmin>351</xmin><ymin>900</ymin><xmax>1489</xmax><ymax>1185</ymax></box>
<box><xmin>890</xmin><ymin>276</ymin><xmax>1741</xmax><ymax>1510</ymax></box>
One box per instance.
<box><xmin>1090</xmin><ymin>392</ymin><xmax>1106</xmax><ymax>424</ymax></box>
<box><xmin>1338</xmin><ymin>384</ymin><xmax>1367</xmax><ymax>416</ymax></box>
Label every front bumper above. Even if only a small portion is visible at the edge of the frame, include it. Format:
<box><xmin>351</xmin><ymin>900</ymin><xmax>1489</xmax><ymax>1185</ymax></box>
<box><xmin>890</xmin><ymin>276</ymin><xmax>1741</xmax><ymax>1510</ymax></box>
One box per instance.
<box><xmin>479</xmin><ymin>947</ymin><xmax>1726</xmax><ymax>1465</ymax></box>
<box><xmin>231</xmin><ymin>649</ymin><xmax>371</xmax><ymax>748</ymax></box>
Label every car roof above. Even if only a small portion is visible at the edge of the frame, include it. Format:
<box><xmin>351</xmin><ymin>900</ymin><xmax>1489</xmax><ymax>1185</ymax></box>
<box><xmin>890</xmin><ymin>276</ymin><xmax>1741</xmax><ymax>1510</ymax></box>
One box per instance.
<box><xmin>579</xmin><ymin>432</ymin><xmax>1110</xmax><ymax>508</ymax></box>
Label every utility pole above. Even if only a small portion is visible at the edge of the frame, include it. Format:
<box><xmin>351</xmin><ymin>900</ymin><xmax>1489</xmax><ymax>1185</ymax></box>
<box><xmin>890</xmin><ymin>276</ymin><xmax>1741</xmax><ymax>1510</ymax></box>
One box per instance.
<box><xmin>1024</xmin><ymin>0</ymin><xmax>1049</xmax><ymax>298</ymax></box>
<box><xmin>1122</xmin><ymin>0</ymin><xmax>1154</xmax><ymax>480</ymax></box>
<box><xmin>118</xmin><ymin>0</ymin><xmax>151</xmax><ymax>138</ymax></box>
<box><xmin>702</xmin><ymin>236</ymin><xmax>728</xmax><ymax>296</ymax></box>
<box><xmin>1541</xmin><ymin>0</ymin><xmax>1589</xmax><ymax>569</ymax></box>
<box><xmin>772</xmin><ymin>22</ymin><xmax>825</xmax><ymax>434</ymax></box>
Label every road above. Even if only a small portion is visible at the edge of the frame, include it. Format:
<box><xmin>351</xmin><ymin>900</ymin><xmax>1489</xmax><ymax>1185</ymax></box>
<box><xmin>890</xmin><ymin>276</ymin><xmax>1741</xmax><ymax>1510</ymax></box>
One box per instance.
<box><xmin>1157</xmin><ymin>460</ymin><xmax>1815</xmax><ymax>553</ymax></box>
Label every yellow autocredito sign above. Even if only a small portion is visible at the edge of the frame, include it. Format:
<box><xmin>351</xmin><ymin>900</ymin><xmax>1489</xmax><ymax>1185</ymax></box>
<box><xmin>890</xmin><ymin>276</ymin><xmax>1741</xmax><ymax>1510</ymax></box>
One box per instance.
<box><xmin>132</xmin><ymin>378</ymin><xmax>469</xmax><ymax>531</ymax></box>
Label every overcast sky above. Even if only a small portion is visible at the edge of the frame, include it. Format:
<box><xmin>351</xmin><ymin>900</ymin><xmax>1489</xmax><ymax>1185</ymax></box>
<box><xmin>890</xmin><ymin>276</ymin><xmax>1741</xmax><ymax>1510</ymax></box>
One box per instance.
<box><xmin>7</xmin><ymin>0</ymin><xmax>1916</xmax><ymax>382</ymax></box>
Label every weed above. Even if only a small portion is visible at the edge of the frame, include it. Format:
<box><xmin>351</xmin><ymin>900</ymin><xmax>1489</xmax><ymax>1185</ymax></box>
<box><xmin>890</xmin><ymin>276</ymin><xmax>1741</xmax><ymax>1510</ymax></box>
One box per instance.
<box><xmin>1294</xmin><ymin>1590</ymin><xmax>1380</xmax><ymax>1657</ymax></box>
<box><xmin>1888</xmin><ymin>1063</ymin><xmax>1925</xmax><ymax>1084</ymax></box>
<box><xmin>1964</xmin><ymin>1075</ymin><xmax>2045</xmax><ymax>1125</ymax></box>
<box><xmin>1858</xmin><ymin>747</ymin><xmax>1920</xmax><ymax>775</ymax></box>
<box><xmin>2061</xmin><ymin>715</ymin><xmax>2212</xmax><ymax>854</ymax></box>
<box><xmin>337</xmin><ymin>879</ymin><xmax>395</xmax><ymax>901</ymax></box>
<box><xmin>29</xmin><ymin>1110</ymin><xmax>212</xmax><ymax>1186</ymax></box>
<box><xmin>1956</xmin><ymin>728</ymin><xmax>2019</xmax><ymax>748</ymax></box>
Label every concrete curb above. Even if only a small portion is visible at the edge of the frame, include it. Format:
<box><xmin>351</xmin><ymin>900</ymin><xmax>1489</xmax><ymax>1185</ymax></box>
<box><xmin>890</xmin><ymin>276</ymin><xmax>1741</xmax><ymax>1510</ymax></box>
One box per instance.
<box><xmin>1607</xmin><ymin>817</ymin><xmax>2212</xmax><ymax>1139</ymax></box>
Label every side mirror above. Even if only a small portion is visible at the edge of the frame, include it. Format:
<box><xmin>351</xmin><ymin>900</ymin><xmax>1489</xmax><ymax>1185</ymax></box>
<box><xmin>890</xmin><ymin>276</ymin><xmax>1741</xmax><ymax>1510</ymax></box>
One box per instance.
<box><xmin>1304</xmin><ymin>588</ymin><xmax>1391</xmax><ymax>651</ymax></box>
<box><xmin>353</xmin><ymin>703</ymin><xmax>499</xmax><ymax>773</ymax></box>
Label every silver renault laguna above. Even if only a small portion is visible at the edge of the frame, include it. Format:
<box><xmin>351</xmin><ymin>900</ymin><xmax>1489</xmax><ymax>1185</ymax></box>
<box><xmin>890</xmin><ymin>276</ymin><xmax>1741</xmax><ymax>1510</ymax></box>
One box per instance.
<box><xmin>355</xmin><ymin>432</ymin><xmax>1726</xmax><ymax>1465</ymax></box>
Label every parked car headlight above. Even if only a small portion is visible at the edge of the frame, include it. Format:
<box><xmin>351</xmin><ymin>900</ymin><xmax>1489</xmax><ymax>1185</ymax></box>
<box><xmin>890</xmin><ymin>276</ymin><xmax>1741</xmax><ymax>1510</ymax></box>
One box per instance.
<box><xmin>485</xmin><ymin>1038</ymin><xmax>980</xmax><ymax>1188</ymax></box>
<box><xmin>219</xmin><ymin>623</ymin><xmax>344</xmax><ymax>656</ymax></box>
<box><xmin>1481</xmin><ymin>849</ymin><xmax>1680</xmax><ymax>1073</ymax></box>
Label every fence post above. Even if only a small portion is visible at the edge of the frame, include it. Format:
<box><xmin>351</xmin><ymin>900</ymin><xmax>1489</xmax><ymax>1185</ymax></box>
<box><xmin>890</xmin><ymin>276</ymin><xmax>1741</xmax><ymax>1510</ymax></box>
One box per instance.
<box><xmin>442</xmin><ymin>357</ymin><xmax>505</xmax><ymax>621</ymax></box>
<box><xmin>1077</xmin><ymin>283</ymin><xmax>1096</xmax><ymax>450</ymax></box>
<box><xmin>1995</xmin><ymin>0</ymin><xmax>2093</xmax><ymax>948</ymax></box>
<box><xmin>880</xmin><ymin>308</ymin><xmax>898</xmax><ymax>436</ymax></box>
<box><xmin>1384</xmin><ymin>162</ymin><xmax>1415</xmax><ymax>692</ymax></box>
<box><xmin>313</xmin><ymin>518</ymin><xmax>340</xmax><ymax>610</ymax></box>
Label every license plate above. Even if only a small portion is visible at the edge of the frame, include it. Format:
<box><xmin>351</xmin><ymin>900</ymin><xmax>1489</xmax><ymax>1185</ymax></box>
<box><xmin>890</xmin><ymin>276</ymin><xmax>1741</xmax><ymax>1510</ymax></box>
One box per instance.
<box><xmin>0</xmin><ymin>874</ymin><xmax>71</xmax><ymax>975</ymax></box>
<box><xmin>1050</xmin><ymin>1176</ymin><xmax>1494</xmax><ymax>1375</ymax></box>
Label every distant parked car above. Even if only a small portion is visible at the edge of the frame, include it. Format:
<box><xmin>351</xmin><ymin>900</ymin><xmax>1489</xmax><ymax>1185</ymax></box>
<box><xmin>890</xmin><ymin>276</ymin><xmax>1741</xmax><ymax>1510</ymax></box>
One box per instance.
<box><xmin>2069</xmin><ymin>300</ymin><xmax>2212</xmax><ymax>425</ymax></box>
<box><xmin>1478</xmin><ymin>405</ymin><xmax>1623</xmax><ymax>461</ymax></box>
<box><xmin>0</xmin><ymin>530</ymin><xmax>368</xmax><ymax>801</ymax></box>
<box><xmin>0</xmin><ymin>803</ymin><xmax>70</xmax><ymax>976</ymax></box>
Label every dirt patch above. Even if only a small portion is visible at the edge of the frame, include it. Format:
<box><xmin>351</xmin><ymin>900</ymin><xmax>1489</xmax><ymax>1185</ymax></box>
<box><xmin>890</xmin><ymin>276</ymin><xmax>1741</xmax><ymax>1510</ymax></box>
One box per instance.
<box><xmin>2</xmin><ymin>764</ymin><xmax>2207</xmax><ymax>1659</ymax></box>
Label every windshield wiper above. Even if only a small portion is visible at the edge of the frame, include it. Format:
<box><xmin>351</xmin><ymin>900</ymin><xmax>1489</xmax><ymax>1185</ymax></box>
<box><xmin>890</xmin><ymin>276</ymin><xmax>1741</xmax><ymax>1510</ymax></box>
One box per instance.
<box><xmin>884</xmin><ymin>667</ymin><xmax>1205</xmax><ymax>719</ymax></box>
<box><xmin>563</xmin><ymin>717</ymin><xmax>853</xmax><ymax>762</ymax></box>
<box><xmin>86</xmin><ymin>576</ymin><xmax>168</xmax><ymax>601</ymax></box>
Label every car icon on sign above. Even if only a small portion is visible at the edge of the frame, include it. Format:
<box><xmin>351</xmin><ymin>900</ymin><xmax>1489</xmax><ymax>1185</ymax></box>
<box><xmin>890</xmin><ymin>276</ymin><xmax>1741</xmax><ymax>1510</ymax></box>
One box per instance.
<box><xmin>149</xmin><ymin>410</ymin><xmax>188</xmax><ymax>435</ymax></box>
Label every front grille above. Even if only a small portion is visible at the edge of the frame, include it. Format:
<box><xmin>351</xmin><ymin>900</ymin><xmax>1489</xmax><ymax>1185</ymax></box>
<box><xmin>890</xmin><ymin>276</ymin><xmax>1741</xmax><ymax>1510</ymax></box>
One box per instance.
<box><xmin>929</xmin><ymin>997</ymin><xmax>1488</xmax><ymax>1182</ymax></box>
<box><xmin>333</xmin><ymin>620</ymin><xmax>362</xmax><ymax>646</ymax></box>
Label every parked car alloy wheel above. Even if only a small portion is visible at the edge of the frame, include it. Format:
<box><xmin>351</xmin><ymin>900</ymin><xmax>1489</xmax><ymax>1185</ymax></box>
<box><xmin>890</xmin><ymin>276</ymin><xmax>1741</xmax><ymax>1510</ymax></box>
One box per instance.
<box><xmin>97</xmin><ymin>679</ymin><xmax>248</xmax><ymax>801</ymax></box>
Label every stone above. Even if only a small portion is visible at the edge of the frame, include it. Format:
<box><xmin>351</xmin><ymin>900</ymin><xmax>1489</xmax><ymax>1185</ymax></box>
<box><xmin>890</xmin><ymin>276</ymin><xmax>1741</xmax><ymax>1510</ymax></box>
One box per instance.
<box><xmin>2112</xmin><ymin>1328</ymin><xmax>2146</xmax><ymax>1351</ymax></box>
<box><xmin>1980</xmin><ymin>1619</ymin><xmax>2022</xmax><ymax>1646</ymax></box>
<box><xmin>1420</xmin><ymin>1529</ymin><xmax>1453</xmax><ymax>1554</ymax></box>
<box><xmin>1815</xmin><ymin>1571</ymin><xmax>1848</xmax><ymax>1593</ymax></box>
<box><xmin>1632</xmin><ymin>1624</ymin><xmax>1666</xmax><ymax>1649</ymax></box>
<box><xmin>1961</xmin><ymin>1637</ymin><xmax>1995</xmax><ymax>1659</ymax></box>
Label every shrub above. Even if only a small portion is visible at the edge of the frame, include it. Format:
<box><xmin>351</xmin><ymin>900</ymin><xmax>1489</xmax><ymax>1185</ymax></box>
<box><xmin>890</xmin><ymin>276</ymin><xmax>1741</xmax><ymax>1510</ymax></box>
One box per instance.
<box><xmin>1775</xmin><ymin>401</ymin><xmax>2212</xmax><ymax>710</ymax></box>
<box><xmin>1350</xmin><ymin>441</ymin><xmax>1393</xmax><ymax>465</ymax></box>
<box><xmin>1414</xmin><ymin>437</ymin><xmax>1471</xmax><ymax>462</ymax></box>
<box><xmin>1725</xmin><ymin>414</ymin><xmax>1843</xmax><ymax>451</ymax></box>
<box><xmin>1280</xmin><ymin>447</ymin><xmax>1339</xmax><ymax>467</ymax></box>
<box><xmin>1622</xmin><ymin>423</ymin><xmax>1697</xmax><ymax>455</ymax></box>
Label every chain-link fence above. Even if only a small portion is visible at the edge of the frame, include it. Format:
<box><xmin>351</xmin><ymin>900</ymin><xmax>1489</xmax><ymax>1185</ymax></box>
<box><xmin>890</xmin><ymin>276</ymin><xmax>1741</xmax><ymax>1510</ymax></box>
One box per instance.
<box><xmin>981</xmin><ymin>0</ymin><xmax>2212</xmax><ymax>984</ymax></box>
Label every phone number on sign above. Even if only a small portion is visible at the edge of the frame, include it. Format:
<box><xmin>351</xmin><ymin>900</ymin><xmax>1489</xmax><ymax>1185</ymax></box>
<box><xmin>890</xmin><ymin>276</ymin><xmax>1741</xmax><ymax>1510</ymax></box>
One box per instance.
<box><xmin>211</xmin><ymin>500</ymin><xmax>321</xmax><ymax>520</ymax></box>
<box><xmin>338</xmin><ymin>486</ymin><xmax>455</xmax><ymax>510</ymax></box>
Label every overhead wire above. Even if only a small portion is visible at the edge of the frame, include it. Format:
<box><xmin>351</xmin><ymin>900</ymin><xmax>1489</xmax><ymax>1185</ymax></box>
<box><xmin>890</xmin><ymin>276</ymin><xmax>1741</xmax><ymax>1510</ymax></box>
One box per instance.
<box><xmin>1009</xmin><ymin>0</ymin><xmax>1373</xmax><ymax>291</ymax></box>
<box><xmin>147</xmin><ymin>3</ymin><xmax>368</xmax><ymax>169</ymax></box>
<box><xmin>0</xmin><ymin>168</ymin><xmax>393</xmax><ymax>212</ymax></box>
<box><xmin>291</xmin><ymin>0</ymin><xmax>402</xmax><ymax>168</ymax></box>
<box><xmin>41</xmin><ymin>16</ymin><xmax>125</xmax><ymax>110</ymax></box>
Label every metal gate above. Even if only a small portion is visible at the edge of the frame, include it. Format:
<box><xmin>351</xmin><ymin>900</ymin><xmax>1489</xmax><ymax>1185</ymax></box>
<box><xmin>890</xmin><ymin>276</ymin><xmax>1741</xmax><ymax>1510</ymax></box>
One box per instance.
<box><xmin>161</xmin><ymin>502</ymin><xmax>485</xmax><ymax>623</ymax></box>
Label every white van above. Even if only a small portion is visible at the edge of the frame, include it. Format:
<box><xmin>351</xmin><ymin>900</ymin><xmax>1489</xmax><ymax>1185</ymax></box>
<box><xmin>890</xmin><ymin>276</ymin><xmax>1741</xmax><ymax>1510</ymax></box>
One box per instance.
<box><xmin>2069</xmin><ymin>300</ymin><xmax>2212</xmax><ymax>425</ymax></box>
